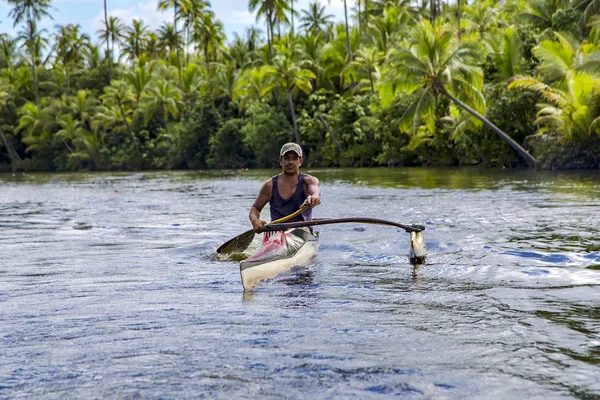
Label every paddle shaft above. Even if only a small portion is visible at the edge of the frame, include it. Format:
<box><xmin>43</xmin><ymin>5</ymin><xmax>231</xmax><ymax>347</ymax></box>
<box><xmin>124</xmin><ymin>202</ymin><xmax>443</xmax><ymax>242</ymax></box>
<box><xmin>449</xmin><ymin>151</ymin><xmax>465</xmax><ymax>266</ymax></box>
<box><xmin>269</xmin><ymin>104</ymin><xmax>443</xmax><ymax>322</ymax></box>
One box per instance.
<box><xmin>259</xmin><ymin>218</ymin><xmax>425</xmax><ymax>233</ymax></box>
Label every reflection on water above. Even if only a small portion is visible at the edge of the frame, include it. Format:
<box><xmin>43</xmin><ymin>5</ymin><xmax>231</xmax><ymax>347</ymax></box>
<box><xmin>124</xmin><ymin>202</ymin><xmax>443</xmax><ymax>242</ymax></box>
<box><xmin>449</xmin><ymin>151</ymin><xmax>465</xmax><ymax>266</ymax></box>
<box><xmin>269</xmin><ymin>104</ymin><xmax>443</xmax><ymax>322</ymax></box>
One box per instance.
<box><xmin>1</xmin><ymin>168</ymin><xmax>599</xmax><ymax>399</ymax></box>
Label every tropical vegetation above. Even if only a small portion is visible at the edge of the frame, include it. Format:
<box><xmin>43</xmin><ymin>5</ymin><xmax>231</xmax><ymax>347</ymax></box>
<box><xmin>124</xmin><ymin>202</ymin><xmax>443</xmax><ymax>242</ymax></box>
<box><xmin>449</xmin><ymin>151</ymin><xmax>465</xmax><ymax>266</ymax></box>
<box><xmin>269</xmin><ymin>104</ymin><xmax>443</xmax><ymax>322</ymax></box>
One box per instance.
<box><xmin>1</xmin><ymin>0</ymin><xmax>599</xmax><ymax>172</ymax></box>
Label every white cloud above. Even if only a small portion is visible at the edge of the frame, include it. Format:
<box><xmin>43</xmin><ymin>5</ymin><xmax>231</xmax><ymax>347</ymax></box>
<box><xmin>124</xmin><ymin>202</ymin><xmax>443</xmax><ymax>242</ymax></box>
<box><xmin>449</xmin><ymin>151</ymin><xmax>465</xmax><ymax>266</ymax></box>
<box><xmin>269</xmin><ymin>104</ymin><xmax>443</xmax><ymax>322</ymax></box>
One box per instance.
<box><xmin>316</xmin><ymin>0</ymin><xmax>356</xmax><ymax>10</ymax></box>
<box><xmin>220</xmin><ymin>10</ymin><xmax>256</xmax><ymax>24</ymax></box>
<box><xmin>92</xmin><ymin>0</ymin><xmax>170</xmax><ymax>35</ymax></box>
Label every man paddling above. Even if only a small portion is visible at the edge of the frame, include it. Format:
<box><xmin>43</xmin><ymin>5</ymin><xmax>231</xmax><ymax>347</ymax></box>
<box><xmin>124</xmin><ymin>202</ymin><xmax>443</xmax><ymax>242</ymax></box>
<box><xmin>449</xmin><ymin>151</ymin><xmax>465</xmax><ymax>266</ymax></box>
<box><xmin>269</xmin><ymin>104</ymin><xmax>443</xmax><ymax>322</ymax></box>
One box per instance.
<box><xmin>249</xmin><ymin>142</ymin><xmax>321</xmax><ymax>232</ymax></box>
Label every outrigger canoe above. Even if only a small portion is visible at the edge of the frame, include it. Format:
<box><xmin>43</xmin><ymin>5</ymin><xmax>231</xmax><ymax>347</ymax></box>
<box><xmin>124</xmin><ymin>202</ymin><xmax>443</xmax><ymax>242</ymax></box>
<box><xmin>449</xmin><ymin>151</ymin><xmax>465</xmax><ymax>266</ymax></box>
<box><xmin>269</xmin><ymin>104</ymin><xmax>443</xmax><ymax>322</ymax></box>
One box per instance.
<box><xmin>240</xmin><ymin>228</ymin><xmax>318</xmax><ymax>290</ymax></box>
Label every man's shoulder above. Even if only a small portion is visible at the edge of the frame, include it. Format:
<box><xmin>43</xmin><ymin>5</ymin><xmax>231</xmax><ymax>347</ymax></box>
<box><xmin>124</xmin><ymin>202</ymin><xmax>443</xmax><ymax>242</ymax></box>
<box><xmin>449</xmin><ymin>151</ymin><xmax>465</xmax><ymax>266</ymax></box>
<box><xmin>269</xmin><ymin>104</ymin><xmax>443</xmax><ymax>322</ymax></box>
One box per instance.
<box><xmin>302</xmin><ymin>173</ymin><xmax>319</xmax><ymax>184</ymax></box>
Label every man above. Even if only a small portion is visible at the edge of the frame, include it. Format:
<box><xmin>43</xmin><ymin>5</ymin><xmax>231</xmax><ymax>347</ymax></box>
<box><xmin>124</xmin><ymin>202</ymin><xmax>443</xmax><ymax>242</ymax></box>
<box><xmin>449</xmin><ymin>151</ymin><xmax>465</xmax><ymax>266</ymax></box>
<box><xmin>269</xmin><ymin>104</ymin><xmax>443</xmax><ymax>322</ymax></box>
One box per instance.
<box><xmin>249</xmin><ymin>142</ymin><xmax>320</xmax><ymax>232</ymax></box>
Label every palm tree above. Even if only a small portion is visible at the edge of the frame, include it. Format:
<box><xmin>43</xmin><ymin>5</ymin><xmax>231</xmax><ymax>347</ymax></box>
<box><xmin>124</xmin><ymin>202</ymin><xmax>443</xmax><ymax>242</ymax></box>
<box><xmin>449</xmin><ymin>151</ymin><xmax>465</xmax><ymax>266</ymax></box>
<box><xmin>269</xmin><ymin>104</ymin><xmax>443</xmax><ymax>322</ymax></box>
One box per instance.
<box><xmin>384</xmin><ymin>19</ymin><xmax>536</xmax><ymax>165</ymax></box>
<box><xmin>97</xmin><ymin>16</ymin><xmax>125</xmax><ymax>81</ymax></box>
<box><xmin>179</xmin><ymin>0</ymin><xmax>209</xmax><ymax>65</ymax></box>
<box><xmin>103</xmin><ymin>0</ymin><xmax>110</xmax><ymax>78</ymax></box>
<box><xmin>263</xmin><ymin>42</ymin><xmax>316</xmax><ymax>145</ymax></box>
<box><xmin>99</xmin><ymin>79</ymin><xmax>140</xmax><ymax>154</ymax></box>
<box><xmin>7</xmin><ymin>0</ymin><xmax>53</xmax><ymax>105</ymax></box>
<box><xmin>158</xmin><ymin>0</ymin><xmax>184</xmax><ymax>90</ymax></box>
<box><xmin>343</xmin><ymin>0</ymin><xmax>353</xmax><ymax>61</ymax></box>
<box><xmin>508</xmin><ymin>32</ymin><xmax>600</xmax><ymax>141</ymax></box>
<box><xmin>299</xmin><ymin>2</ymin><xmax>334</xmax><ymax>34</ymax></box>
<box><xmin>121</xmin><ymin>19</ymin><xmax>148</xmax><ymax>62</ymax></box>
<box><xmin>140</xmin><ymin>79</ymin><xmax>182</xmax><ymax>137</ymax></box>
<box><xmin>53</xmin><ymin>24</ymin><xmax>91</xmax><ymax>93</ymax></box>
<box><xmin>193</xmin><ymin>12</ymin><xmax>224</xmax><ymax>94</ymax></box>
<box><xmin>234</xmin><ymin>65</ymin><xmax>271</xmax><ymax>106</ymax></box>
<box><xmin>55</xmin><ymin>114</ymin><xmax>103</xmax><ymax>169</ymax></box>
<box><xmin>349</xmin><ymin>47</ymin><xmax>381</xmax><ymax>92</ymax></box>
<box><xmin>573</xmin><ymin>0</ymin><xmax>600</xmax><ymax>25</ymax></box>
<box><xmin>249</xmin><ymin>0</ymin><xmax>276</xmax><ymax>62</ymax></box>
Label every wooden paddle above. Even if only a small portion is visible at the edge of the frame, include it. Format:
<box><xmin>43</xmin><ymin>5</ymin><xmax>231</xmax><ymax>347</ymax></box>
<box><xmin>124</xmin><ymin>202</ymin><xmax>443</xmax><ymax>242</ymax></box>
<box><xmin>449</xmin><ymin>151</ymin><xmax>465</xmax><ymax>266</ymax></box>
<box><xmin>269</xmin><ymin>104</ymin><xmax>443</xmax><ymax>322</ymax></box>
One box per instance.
<box><xmin>216</xmin><ymin>205</ymin><xmax>309</xmax><ymax>255</ymax></box>
<box><xmin>259</xmin><ymin>218</ymin><xmax>425</xmax><ymax>233</ymax></box>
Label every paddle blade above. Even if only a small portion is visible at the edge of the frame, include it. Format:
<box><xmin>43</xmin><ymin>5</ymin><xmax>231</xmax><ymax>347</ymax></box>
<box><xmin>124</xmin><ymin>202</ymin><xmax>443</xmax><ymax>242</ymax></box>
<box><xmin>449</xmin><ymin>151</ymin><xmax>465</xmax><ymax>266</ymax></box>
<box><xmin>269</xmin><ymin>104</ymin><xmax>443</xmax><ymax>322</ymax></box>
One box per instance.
<box><xmin>409</xmin><ymin>231</ymin><xmax>427</xmax><ymax>264</ymax></box>
<box><xmin>217</xmin><ymin>229</ymin><xmax>255</xmax><ymax>255</ymax></box>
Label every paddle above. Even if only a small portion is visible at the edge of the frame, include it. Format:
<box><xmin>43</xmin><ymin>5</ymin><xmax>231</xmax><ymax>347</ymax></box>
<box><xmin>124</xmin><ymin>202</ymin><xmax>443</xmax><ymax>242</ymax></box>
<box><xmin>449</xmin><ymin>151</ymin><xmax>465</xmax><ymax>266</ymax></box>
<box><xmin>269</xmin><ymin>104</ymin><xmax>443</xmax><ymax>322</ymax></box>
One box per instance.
<box><xmin>216</xmin><ymin>205</ymin><xmax>309</xmax><ymax>255</ymax></box>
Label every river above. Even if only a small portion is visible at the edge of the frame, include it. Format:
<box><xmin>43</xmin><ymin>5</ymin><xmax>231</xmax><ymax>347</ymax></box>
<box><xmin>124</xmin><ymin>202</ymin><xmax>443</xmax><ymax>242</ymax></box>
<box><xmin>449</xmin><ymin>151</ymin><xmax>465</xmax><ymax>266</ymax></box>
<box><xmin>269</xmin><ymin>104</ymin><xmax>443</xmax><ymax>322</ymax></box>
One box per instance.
<box><xmin>1</xmin><ymin>168</ymin><xmax>599</xmax><ymax>398</ymax></box>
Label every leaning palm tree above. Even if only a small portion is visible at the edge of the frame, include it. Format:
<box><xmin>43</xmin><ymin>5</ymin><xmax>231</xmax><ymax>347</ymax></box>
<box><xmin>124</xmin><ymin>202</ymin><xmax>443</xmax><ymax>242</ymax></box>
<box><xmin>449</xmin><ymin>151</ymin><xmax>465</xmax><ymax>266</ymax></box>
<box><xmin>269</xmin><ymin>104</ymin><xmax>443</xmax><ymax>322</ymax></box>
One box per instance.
<box><xmin>263</xmin><ymin>42</ymin><xmax>316</xmax><ymax>145</ymax></box>
<box><xmin>7</xmin><ymin>0</ymin><xmax>53</xmax><ymax>105</ymax></box>
<box><xmin>383</xmin><ymin>18</ymin><xmax>536</xmax><ymax>165</ymax></box>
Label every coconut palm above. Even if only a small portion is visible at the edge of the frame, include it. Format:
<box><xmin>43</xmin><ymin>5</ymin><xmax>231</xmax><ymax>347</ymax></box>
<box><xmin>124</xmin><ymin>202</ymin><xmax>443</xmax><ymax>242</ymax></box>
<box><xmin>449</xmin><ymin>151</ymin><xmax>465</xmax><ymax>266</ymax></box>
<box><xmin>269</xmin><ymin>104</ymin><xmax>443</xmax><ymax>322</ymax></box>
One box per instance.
<box><xmin>55</xmin><ymin>114</ymin><xmax>103</xmax><ymax>169</ymax></box>
<box><xmin>97</xmin><ymin>16</ymin><xmax>125</xmax><ymax>80</ymax></box>
<box><xmin>573</xmin><ymin>0</ymin><xmax>600</xmax><ymax>25</ymax></box>
<box><xmin>263</xmin><ymin>42</ymin><xmax>316</xmax><ymax>145</ymax></box>
<box><xmin>158</xmin><ymin>0</ymin><xmax>184</xmax><ymax>89</ymax></box>
<box><xmin>121</xmin><ymin>19</ymin><xmax>148</xmax><ymax>62</ymax></box>
<box><xmin>383</xmin><ymin>18</ymin><xmax>536</xmax><ymax>165</ymax></box>
<box><xmin>348</xmin><ymin>46</ymin><xmax>382</xmax><ymax>92</ymax></box>
<box><xmin>193</xmin><ymin>12</ymin><xmax>224</xmax><ymax>94</ymax></box>
<box><xmin>7</xmin><ymin>0</ymin><xmax>53</xmax><ymax>105</ymax></box>
<box><xmin>179</xmin><ymin>0</ymin><xmax>209</xmax><ymax>65</ymax></box>
<box><xmin>249</xmin><ymin>0</ymin><xmax>276</xmax><ymax>62</ymax></box>
<box><xmin>140</xmin><ymin>79</ymin><xmax>182</xmax><ymax>137</ymax></box>
<box><xmin>53</xmin><ymin>24</ymin><xmax>91</xmax><ymax>93</ymax></box>
<box><xmin>299</xmin><ymin>2</ymin><xmax>334</xmax><ymax>34</ymax></box>
<box><xmin>99</xmin><ymin>79</ymin><xmax>140</xmax><ymax>154</ymax></box>
<box><xmin>234</xmin><ymin>65</ymin><xmax>271</xmax><ymax>106</ymax></box>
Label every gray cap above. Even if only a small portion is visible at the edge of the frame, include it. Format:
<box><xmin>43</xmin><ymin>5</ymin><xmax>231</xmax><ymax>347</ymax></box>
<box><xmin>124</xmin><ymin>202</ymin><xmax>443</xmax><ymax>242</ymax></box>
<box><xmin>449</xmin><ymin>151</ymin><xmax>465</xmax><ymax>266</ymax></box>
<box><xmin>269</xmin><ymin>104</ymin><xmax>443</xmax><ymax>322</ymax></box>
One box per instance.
<box><xmin>279</xmin><ymin>142</ymin><xmax>302</xmax><ymax>158</ymax></box>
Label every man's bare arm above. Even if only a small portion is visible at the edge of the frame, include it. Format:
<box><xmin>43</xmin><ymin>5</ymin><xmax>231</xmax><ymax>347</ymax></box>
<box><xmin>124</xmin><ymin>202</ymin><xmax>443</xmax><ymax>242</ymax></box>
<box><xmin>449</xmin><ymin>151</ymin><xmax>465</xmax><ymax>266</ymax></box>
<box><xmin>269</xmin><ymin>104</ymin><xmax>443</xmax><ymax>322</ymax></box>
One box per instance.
<box><xmin>303</xmin><ymin>175</ymin><xmax>321</xmax><ymax>208</ymax></box>
<box><xmin>249</xmin><ymin>180</ymin><xmax>272</xmax><ymax>231</ymax></box>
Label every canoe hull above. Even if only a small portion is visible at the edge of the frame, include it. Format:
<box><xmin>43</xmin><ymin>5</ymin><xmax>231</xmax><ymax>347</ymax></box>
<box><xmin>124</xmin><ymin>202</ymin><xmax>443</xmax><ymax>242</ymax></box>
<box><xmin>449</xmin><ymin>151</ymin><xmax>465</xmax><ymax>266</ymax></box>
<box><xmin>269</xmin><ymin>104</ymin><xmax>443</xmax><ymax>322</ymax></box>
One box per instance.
<box><xmin>240</xmin><ymin>228</ymin><xmax>318</xmax><ymax>290</ymax></box>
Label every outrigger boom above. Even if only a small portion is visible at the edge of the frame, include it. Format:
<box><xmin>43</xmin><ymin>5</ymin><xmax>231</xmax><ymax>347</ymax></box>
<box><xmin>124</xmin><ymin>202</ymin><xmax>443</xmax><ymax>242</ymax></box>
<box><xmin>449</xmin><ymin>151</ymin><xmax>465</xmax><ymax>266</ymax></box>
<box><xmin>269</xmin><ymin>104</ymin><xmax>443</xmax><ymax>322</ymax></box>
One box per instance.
<box><xmin>259</xmin><ymin>218</ymin><xmax>425</xmax><ymax>233</ymax></box>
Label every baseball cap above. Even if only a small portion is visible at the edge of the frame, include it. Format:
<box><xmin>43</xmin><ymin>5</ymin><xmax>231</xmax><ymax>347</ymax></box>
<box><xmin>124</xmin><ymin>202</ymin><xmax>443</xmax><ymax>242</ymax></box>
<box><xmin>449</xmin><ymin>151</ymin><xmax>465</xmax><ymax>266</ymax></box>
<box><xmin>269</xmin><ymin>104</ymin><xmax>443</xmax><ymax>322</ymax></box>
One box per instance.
<box><xmin>279</xmin><ymin>142</ymin><xmax>303</xmax><ymax>158</ymax></box>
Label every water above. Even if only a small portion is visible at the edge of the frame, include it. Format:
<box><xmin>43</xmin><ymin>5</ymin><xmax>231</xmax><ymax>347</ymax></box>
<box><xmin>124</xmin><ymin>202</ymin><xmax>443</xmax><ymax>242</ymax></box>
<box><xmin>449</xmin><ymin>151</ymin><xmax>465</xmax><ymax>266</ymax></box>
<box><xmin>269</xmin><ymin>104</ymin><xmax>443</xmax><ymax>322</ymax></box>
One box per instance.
<box><xmin>1</xmin><ymin>168</ymin><xmax>599</xmax><ymax>399</ymax></box>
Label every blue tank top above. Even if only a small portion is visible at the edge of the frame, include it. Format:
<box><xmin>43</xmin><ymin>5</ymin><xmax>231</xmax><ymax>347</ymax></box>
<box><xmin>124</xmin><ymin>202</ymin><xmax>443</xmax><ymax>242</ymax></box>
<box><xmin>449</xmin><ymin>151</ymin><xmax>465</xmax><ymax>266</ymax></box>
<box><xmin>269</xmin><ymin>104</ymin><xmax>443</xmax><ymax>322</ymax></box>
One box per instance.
<box><xmin>270</xmin><ymin>173</ymin><xmax>313</xmax><ymax>222</ymax></box>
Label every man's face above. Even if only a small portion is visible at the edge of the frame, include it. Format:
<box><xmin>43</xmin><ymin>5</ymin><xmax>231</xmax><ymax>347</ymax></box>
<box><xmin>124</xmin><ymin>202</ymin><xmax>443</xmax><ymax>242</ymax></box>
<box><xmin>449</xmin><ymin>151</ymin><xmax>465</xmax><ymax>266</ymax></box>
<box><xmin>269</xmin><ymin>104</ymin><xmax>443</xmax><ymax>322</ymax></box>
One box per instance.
<box><xmin>280</xmin><ymin>151</ymin><xmax>303</xmax><ymax>172</ymax></box>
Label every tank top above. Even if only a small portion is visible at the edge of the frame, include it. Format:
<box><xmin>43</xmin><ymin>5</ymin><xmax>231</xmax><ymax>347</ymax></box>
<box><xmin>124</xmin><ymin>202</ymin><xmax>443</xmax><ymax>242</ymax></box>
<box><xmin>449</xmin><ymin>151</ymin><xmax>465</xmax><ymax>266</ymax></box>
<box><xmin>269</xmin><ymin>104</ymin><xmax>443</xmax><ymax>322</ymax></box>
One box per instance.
<box><xmin>269</xmin><ymin>173</ymin><xmax>313</xmax><ymax>222</ymax></box>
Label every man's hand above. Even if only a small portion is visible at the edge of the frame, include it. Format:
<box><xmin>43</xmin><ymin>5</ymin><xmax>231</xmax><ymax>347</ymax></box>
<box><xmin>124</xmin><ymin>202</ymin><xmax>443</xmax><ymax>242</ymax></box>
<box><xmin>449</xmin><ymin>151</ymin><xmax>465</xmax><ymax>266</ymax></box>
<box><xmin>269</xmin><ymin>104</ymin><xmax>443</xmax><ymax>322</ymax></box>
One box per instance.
<box><xmin>251</xmin><ymin>218</ymin><xmax>267</xmax><ymax>232</ymax></box>
<box><xmin>303</xmin><ymin>194</ymin><xmax>321</xmax><ymax>208</ymax></box>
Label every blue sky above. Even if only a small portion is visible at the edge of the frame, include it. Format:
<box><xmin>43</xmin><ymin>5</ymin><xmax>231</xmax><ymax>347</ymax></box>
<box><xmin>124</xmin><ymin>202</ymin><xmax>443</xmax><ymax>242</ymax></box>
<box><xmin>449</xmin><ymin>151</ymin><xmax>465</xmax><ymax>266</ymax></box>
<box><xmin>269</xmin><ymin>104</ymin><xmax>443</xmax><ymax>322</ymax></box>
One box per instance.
<box><xmin>0</xmin><ymin>0</ymin><xmax>355</xmax><ymax>44</ymax></box>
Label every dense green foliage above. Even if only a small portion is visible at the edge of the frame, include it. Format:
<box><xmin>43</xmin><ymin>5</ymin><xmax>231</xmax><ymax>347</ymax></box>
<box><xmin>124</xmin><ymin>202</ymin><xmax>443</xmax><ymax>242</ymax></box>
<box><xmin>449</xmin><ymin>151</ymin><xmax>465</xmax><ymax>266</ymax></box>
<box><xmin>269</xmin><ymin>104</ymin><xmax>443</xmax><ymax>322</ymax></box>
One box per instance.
<box><xmin>1</xmin><ymin>0</ymin><xmax>599</xmax><ymax>171</ymax></box>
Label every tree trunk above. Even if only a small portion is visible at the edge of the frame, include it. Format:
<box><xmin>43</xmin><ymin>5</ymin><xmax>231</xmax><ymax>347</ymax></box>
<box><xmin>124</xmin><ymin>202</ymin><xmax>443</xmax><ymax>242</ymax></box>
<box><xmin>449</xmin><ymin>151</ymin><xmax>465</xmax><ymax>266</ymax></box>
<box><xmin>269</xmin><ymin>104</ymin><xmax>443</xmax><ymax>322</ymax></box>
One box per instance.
<box><xmin>104</xmin><ymin>0</ymin><xmax>112</xmax><ymax>80</ymax></box>
<box><xmin>117</xmin><ymin>97</ymin><xmax>140</xmax><ymax>155</ymax></box>
<box><xmin>343</xmin><ymin>0</ymin><xmax>352</xmax><ymax>62</ymax></box>
<box><xmin>316</xmin><ymin>110</ymin><xmax>342</xmax><ymax>153</ymax></box>
<box><xmin>368</xmin><ymin>69</ymin><xmax>374</xmax><ymax>93</ymax></box>
<box><xmin>439</xmin><ymin>85</ymin><xmax>537</xmax><ymax>166</ymax></box>
<box><xmin>64</xmin><ymin>56</ymin><xmax>70</xmax><ymax>94</ymax></box>
<box><xmin>291</xmin><ymin>0</ymin><xmax>294</xmax><ymax>36</ymax></box>
<box><xmin>358</xmin><ymin>1</ymin><xmax>362</xmax><ymax>33</ymax></box>
<box><xmin>173</xmin><ymin>5</ymin><xmax>184</xmax><ymax>91</ymax></box>
<box><xmin>267</xmin><ymin>10</ymin><xmax>273</xmax><ymax>63</ymax></box>
<box><xmin>457</xmin><ymin>0</ymin><xmax>461</xmax><ymax>40</ymax></box>
<box><xmin>205</xmin><ymin>41</ymin><xmax>212</xmax><ymax>94</ymax></box>
<box><xmin>0</xmin><ymin>126</ymin><xmax>22</xmax><ymax>164</ymax></box>
<box><xmin>28</xmin><ymin>10</ymin><xmax>40</xmax><ymax>105</ymax></box>
<box><xmin>286</xmin><ymin>79</ymin><xmax>301</xmax><ymax>146</ymax></box>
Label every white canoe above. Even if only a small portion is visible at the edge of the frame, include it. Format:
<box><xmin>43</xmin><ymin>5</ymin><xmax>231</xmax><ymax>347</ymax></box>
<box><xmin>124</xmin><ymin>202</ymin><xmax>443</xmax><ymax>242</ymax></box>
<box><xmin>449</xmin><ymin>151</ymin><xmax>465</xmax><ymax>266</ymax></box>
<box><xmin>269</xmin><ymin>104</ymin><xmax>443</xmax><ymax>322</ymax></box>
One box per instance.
<box><xmin>240</xmin><ymin>228</ymin><xmax>319</xmax><ymax>290</ymax></box>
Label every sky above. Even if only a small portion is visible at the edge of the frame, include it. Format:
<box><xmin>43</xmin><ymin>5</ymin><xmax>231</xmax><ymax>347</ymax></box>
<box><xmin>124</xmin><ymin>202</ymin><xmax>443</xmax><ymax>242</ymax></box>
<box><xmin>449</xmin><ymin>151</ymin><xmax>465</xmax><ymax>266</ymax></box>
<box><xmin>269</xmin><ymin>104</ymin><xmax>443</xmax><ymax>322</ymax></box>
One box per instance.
<box><xmin>0</xmin><ymin>0</ymin><xmax>356</xmax><ymax>44</ymax></box>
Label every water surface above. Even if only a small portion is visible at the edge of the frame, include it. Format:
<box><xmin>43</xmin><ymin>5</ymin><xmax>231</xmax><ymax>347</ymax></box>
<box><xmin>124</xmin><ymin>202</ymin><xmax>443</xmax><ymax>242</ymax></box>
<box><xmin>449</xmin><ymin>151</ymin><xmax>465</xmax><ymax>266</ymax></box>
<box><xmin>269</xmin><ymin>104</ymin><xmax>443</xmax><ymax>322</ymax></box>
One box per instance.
<box><xmin>1</xmin><ymin>168</ymin><xmax>599</xmax><ymax>398</ymax></box>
